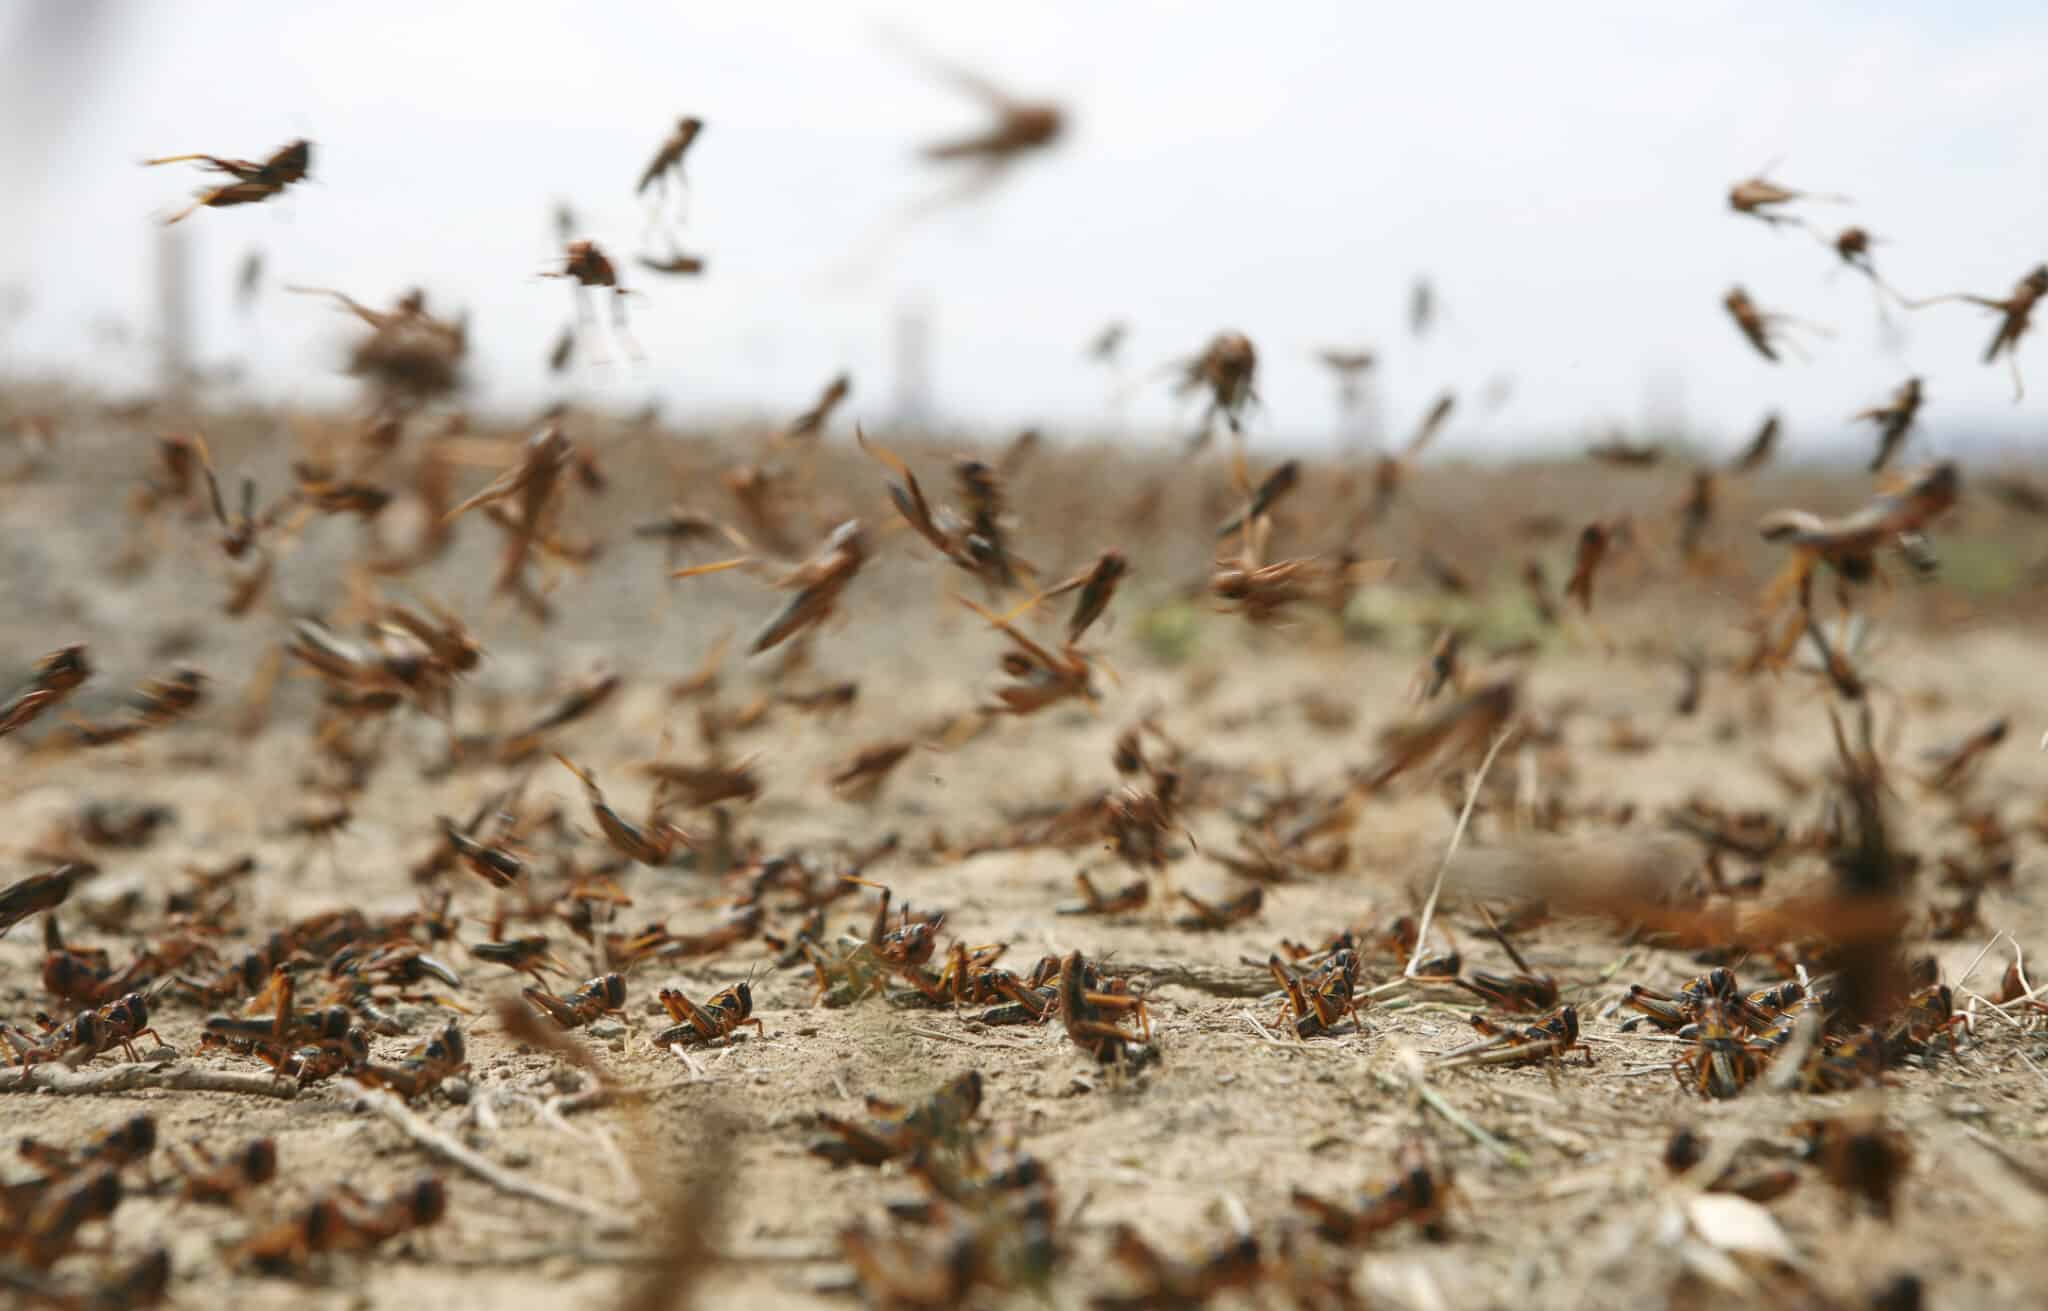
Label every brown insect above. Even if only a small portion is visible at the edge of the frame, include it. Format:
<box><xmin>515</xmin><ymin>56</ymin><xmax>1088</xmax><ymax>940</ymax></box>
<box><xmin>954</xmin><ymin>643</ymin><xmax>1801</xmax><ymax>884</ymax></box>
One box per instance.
<box><xmin>1370</xmin><ymin>391</ymin><xmax>1455</xmax><ymax>518</ymax></box>
<box><xmin>293</xmin><ymin>284</ymin><xmax>469</xmax><ymax>408</ymax></box>
<box><xmin>544</xmin><ymin>240</ymin><xmax>642</xmax><ymax>348</ymax></box>
<box><xmin>1803</xmin><ymin>1116</ymin><xmax>1911</xmax><ymax>1221</ymax></box>
<box><xmin>637</xmin><ymin>116</ymin><xmax>705</xmax><ymax>199</ymax></box>
<box><xmin>2</xmin><ymin>644</ymin><xmax>93</xmax><ymax>739</ymax></box>
<box><xmin>1057</xmin><ymin>870</ymin><xmax>1150</xmax><ymax>917</ymax></box>
<box><xmin>637</xmin><ymin>754</ymin><xmax>762</xmax><ymax>808</ymax></box>
<box><xmin>1212</xmin><ymin>515</ymin><xmax>1389</xmax><ymax>626</ymax></box>
<box><xmin>1436</xmin><ymin>1003</ymin><xmax>1584</xmax><ymax>1069</ymax></box>
<box><xmin>785</xmin><ymin>373</ymin><xmax>852</xmax><ymax>442</ymax></box>
<box><xmin>1174</xmin><ymin>885</ymin><xmax>1263</xmax><ymax>932</ymax></box>
<box><xmin>1910</xmin><ymin>263</ymin><xmax>2048</xmax><ymax>399</ymax></box>
<box><xmin>636</xmin><ymin>250</ymin><xmax>707</xmax><ymax>277</ymax></box>
<box><xmin>1727</xmin><ymin>169</ymin><xmax>1846</xmax><ymax>227</ymax></box>
<box><xmin>1059</xmin><ymin>949</ymin><xmax>1154</xmax><ymax>1067</ymax></box>
<box><xmin>435</xmin><ymin>814</ymin><xmax>524</xmax><ymax>888</ymax></box>
<box><xmin>202</xmin><ymin>970</ymin><xmax>353</xmax><ymax>1072</ymax></box>
<box><xmin>1663</xmin><ymin>1127</ymin><xmax>1800</xmax><ymax>1202</ymax></box>
<box><xmin>1268</xmin><ymin>948</ymin><xmax>1364</xmax><ymax>1039</ymax></box>
<box><xmin>1586</xmin><ymin>436</ymin><xmax>1662</xmax><ymax>467</ymax></box>
<box><xmin>1755</xmin><ymin>461</ymin><xmax>1960</xmax><ymax>660</ymax></box>
<box><xmin>1520</xmin><ymin>559</ymin><xmax>1559</xmax><ymax>627</ymax></box>
<box><xmin>468</xmin><ymin>935</ymin><xmax>570</xmax><ymax>985</ymax></box>
<box><xmin>1918</xmin><ymin>717</ymin><xmax>2008</xmax><ymax>795</ymax></box>
<box><xmin>0</xmin><ymin>865</ymin><xmax>81</xmax><ymax>940</ymax></box>
<box><xmin>809</xmin><ymin>1070</ymin><xmax>985</xmax><ymax>1169</ymax></box>
<box><xmin>1855</xmin><ymin>377</ymin><xmax>1923</xmax><ymax>473</ymax></box>
<box><xmin>1176</xmin><ymin>332</ymin><xmax>1260</xmax><ymax>445</ymax></box>
<box><xmin>63</xmin><ymin>667</ymin><xmax>208</xmax><ymax>749</ymax></box>
<box><xmin>7</xmin><ymin>991</ymin><xmax>161</xmax><ymax>1067</ymax></box>
<box><xmin>556</xmin><ymin>754</ymin><xmax>689</xmax><ymax>865</ymax></box>
<box><xmin>1724</xmin><ymin>285</ymin><xmax>1820</xmax><ymax>362</ymax></box>
<box><xmin>654</xmin><ymin>975</ymin><xmax>764</xmax><ymax>1049</ymax></box>
<box><xmin>3</xmin><ymin>1165</ymin><xmax>123</xmax><ymax>1268</ymax></box>
<box><xmin>1563</xmin><ymin>521</ymin><xmax>1610</xmax><ymax>614</ymax></box>
<box><xmin>16</xmin><ymin>1114</ymin><xmax>158</xmax><ymax>1188</ymax></box>
<box><xmin>699</xmin><ymin>519</ymin><xmax>867</xmax><ymax>656</ymax></box>
<box><xmin>1094</xmin><ymin>1224</ymin><xmax>1263</xmax><ymax>1309</ymax></box>
<box><xmin>1674</xmin><ymin>469</ymin><xmax>1717</xmax><ymax>563</ymax></box>
<box><xmin>857</xmin><ymin>429</ymin><xmax>1034</xmax><ymax>591</ymax></box>
<box><xmin>169</xmin><ymin>1137</ymin><xmax>278</xmax><ymax>1207</ymax></box>
<box><xmin>444</xmin><ymin>422</ymin><xmax>575</xmax><ymax>598</ymax></box>
<box><xmin>961</xmin><ymin>594</ymin><xmax>1101</xmax><ymax>716</ymax></box>
<box><xmin>1216</xmin><ymin>459</ymin><xmax>1299</xmax><ymax>540</ymax></box>
<box><xmin>1452</xmin><ymin>906</ymin><xmax>1559</xmax><ymax>1013</ymax></box>
<box><xmin>1356</xmin><ymin>675</ymin><xmax>1518</xmax><ymax>794</ymax></box>
<box><xmin>829</xmin><ymin>739</ymin><xmax>916</xmax><ymax>805</ymax></box>
<box><xmin>1729</xmin><ymin>411</ymin><xmax>1781</xmax><ymax>473</ymax></box>
<box><xmin>352</xmin><ymin>1020</ymin><xmax>469</xmax><ymax>1101</ymax></box>
<box><xmin>1671</xmin><ymin>997</ymin><xmax>1773</xmax><ymax>1099</ymax></box>
<box><xmin>498</xmin><ymin>668</ymin><xmax>622</xmax><ymax>759</ymax></box>
<box><xmin>523</xmin><ymin>972</ymin><xmax>626</xmax><ymax>1030</ymax></box>
<box><xmin>146</xmin><ymin>138</ymin><xmax>311</xmax><ymax>224</ymax></box>
<box><xmin>1037</xmin><ymin>550</ymin><xmax>1127</xmax><ymax>645</ymax></box>
<box><xmin>1675</xmin><ymin>646</ymin><xmax>1707</xmax><ymax>716</ymax></box>
<box><xmin>902</xmin><ymin>35</ymin><xmax>1063</xmax><ymax>196</ymax></box>
<box><xmin>1291</xmin><ymin>1138</ymin><xmax>1453</xmax><ymax>1243</ymax></box>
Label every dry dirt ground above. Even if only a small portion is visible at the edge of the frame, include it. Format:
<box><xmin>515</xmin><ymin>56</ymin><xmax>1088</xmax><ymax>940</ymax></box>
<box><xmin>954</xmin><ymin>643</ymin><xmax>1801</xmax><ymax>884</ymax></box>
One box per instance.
<box><xmin>4</xmin><ymin>397</ymin><xmax>2048</xmax><ymax>1310</ymax></box>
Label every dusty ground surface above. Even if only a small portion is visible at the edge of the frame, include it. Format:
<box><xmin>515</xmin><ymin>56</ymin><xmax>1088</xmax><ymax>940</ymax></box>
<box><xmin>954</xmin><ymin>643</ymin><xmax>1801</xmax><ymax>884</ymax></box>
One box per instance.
<box><xmin>4</xmin><ymin>393</ymin><xmax>2048</xmax><ymax>1310</ymax></box>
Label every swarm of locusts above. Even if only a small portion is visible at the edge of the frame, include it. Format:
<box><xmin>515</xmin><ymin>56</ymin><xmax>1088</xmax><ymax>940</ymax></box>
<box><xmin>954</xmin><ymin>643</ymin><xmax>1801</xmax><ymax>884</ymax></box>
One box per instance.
<box><xmin>5</xmin><ymin>63</ymin><xmax>2044</xmax><ymax>1311</ymax></box>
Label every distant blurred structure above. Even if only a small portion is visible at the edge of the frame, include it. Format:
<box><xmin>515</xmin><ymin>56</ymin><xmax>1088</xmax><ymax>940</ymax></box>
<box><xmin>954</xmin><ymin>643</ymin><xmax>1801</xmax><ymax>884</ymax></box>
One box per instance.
<box><xmin>890</xmin><ymin>295</ymin><xmax>935</xmax><ymax>428</ymax></box>
<box><xmin>155</xmin><ymin>224</ymin><xmax>194</xmax><ymax>404</ymax></box>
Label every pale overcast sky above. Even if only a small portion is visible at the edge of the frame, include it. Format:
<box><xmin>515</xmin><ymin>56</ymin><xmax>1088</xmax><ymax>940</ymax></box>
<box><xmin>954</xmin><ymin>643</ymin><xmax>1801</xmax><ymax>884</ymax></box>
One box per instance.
<box><xmin>2</xmin><ymin>1</ymin><xmax>2044</xmax><ymax>457</ymax></box>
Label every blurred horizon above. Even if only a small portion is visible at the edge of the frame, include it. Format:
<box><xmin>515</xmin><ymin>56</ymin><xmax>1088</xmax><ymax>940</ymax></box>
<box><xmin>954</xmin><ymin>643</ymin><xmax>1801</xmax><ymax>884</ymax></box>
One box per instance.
<box><xmin>3</xmin><ymin>1</ymin><xmax>2046</xmax><ymax>463</ymax></box>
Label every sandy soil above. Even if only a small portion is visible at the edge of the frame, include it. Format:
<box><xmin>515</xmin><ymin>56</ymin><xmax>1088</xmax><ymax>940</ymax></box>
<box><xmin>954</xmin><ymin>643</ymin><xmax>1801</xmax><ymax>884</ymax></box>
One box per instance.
<box><xmin>4</xmin><ymin>396</ymin><xmax>2048</xmax><ymax>1310</ymax></box>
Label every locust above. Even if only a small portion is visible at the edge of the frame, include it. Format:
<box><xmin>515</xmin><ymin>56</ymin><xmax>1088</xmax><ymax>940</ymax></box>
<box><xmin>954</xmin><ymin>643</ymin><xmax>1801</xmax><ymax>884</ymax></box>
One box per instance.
<box><xmin>636</xmin><ymin>250</ymin><xmax>706</xmax><ymax>277</ymax></box>
<box><xmin>1754</xmin><ymin>460</ymin><xmax>1960</xmax><ymax>663</ymax></box>
<box><xmin>1355</xmin><ymin>675</ymin><xmax>1519</xmax><ymax>794</ymax></box>
<box><xmin>543</xmin><ymin>241</ymin><xmax>642</xmax><ymax>349</ymax></box>
<box><xmin>1057</xmin><ymin>871</ymin><xmax>1149</xmax><ymax>917</ymax></box>
<box><xmin>830</xmin><ymin>740</ymin><xmax>915</xmax><ymax>805</ymax></box>
<box><xmin>636</xmin><ymin>115</ymin><xmax>705</xmax><ymax>202</ymax></box>
<box><xmin>654</xmin><ymin>975</ymin><xmax>764</xmax><ymax>1049</ymax></box>
<box><xmin>1727</xmin><ymin>169</ymin><xmax>1847</xmax><ymax>228</ymax></box>
<box><xmin>556</xmin><ymin>754</ymin><xmax>689</xmax><ymax>865</ymax></box>
<box><xmin>168</xmin><ymin>1138</ymin><xmax>279</xmax><ymax>1208</ymax></box>
<box><xmin>898</xmin><ymin>32</ymin><xmax>1064</xmax><ymax>210</ymax></box>
<box><xmin>785</xmin><ymin>373</ymin><xmax>852</xmax><ymax>442</ymax></box>
<box><xmin>1910</xmin><ymin>264</ymin><xmax>2048</xmax><ymax>399</ymax></box>
<box><xmin>1291</xmin><ymin>1139</ymin><xmax>1453</xmax><ymax>1243</ymax></box>
<box><xmin>1176</xmin><ymin>332</ymin><xmax>1260</xmax><ymax>447</ymax></box>
<box><xmin>1370</xmin><ymin>391</ymin><xmax>1455</xmax><ymax>519</ymax></box>
<box><xmin>1729</xmin><ymin>412</ymin><xmax>1781</xmax><ymax>473</ymax></box>
<box><xmin>146</xmin><ymin>138</ymin><xmax>311</xmax><ymax>224</ymax></box>
<box><xmin>1563</xmin><ymin>521</ymin><xmax>1610</xmax><ymax>613</ymax></box>
<box><xmin>1036</xmin><ymin>550</ymin><xmax>1126</xmax><ymax>644</ymax></box>
<box><xmin>687</xmin><ymin>519</ymin><xmax>866</xmax><ymax>656</ymax></box>
<box><xmin>1268</xmin><ymin>948</ymin><xmax>1365</xmax><ymax>1038</ymax></box>
<box><xmin>522</xmin><ymin>972</ymin><xmax>626</xmax><ymax>1031</ymax></box>
<box><xmin>2</xmin><ymin>645</ymin><xmax>93</xmax><ymax>740</ymax></box>
<box><xmin>468</xmin><ymin>934</ymin><xmax>573</xmax><ymax>983</ymax></box>
<box><xmin>857</xmin><ymin>428</ymin><xmax>1034</xmax><ymax>592</ymax></box>
<box><xmin>1855</xmin><ymin>378</ymin><xmax>1923</xmax><ymax>473</ymax></box>
<box><xmin>1</xmin><ymin>865</ymin><xmax>82</xmax><ymax>940</ymax></box>
<box><xmin>1724</xmin><ymin>285</ymin><xmax>1825</xmax><ymax>362</ymax></box>
<box><xmin>960</xmin><ymin>594</ymin><xmax>1101</xmax><ymax>716</ymax></box>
